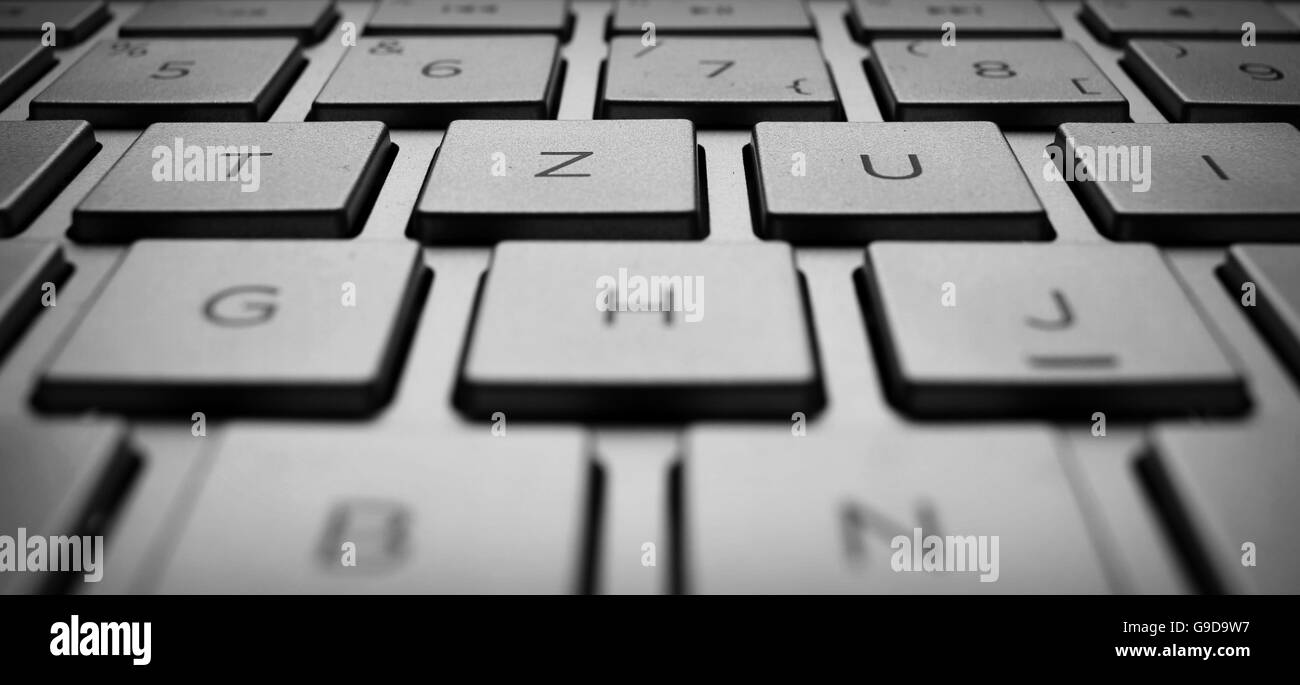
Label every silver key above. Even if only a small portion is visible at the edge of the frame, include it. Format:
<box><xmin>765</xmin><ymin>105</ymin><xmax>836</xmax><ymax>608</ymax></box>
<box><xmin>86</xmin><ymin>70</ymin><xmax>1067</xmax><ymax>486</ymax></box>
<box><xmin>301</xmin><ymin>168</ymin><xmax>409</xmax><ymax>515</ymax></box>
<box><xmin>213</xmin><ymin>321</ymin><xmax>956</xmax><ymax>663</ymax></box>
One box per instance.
<box><xmin>119</xmin><ymin>0</ymin><xmax>339</xmax><ymax>44</ymax></box>
<box><xmin>154</xmin><ymin>425</ymin><xmax>590</xmax><ymax>593</ymax></box>
<box><xmin>413</xmin><ymin>120</ymin><xmax>702</xmax><ymax>242</ymax></box>
<box><xmin>0</xmin><ymin>39</ymin><xmax>54</xmax><ymax>109</ymax></box>
<box><xmin>611</xmin><ymin>0</ymin><xmax>812</xmax><ymax>35</ymax></box>
<box><xmin>750</xmin><ymin>121</ymin><xmax>1048</xmax><ymax>243</ymax></box>
<box><xmin>365</xmin><ymin>0</ymin><xmax>571</xmax><ymax>36</ymax></box>
<box><xmin>0</xmin><ymin>241</ymin><xmax>69</xmax><ymax>359</ymax></box>
<box><xmin>1146</xmin><ymin>424</ymin><xmax>1300</xmax><ymax>593</ymax></box>
<box><xmin>685</xmin><ymin>427</ymin><xmax>1110</xmax><ymax>593</ymax></box>
<box><xmin>860</xmin><ymin>242</ymin><xmax>1246</xmax><ymax>417</ymax></box>
<box><xmin>0</xmin><ymin>418</ymin><xmax>135</xmax><ymax>594</ymax></box>
<box><xmin>849</xmin><ymin>0</ymin><xmax>1060</xmax><ymax>40</ymax></box>
<box><xmin>36</xmin><ymin>241</ymin><xmax>428</xmax><ymax>416</ymax></box>
<box><xmin>868</xmin><ymin>39</ymin><xmax>1127</xmax><ymax>126</ymax></box>
<box><xmin>601</xmin><ymin>36</ymin><xmax>840</xmax><ymax>126</ymax></box>
<box><xmin>1220</xmin><ymin>244</ymin><xmax>1300</xmax><ymax>381</ymax></box>
<box><xmin>1081</xmin><ymin>0</ymin><xmax>1300</xmax><ymax>46</ymax></box>
<box><xmin>29</xmin><ymin>38</ymin><xmax>304</xmax><ymax>127</ymax></box>
<box><xmin>1054</xmin><ymin>122</ymin><xmax>1300</xmax><ymax>243</ymax></box>
<box><xmin>1</xmin><ymin>120</ymin><xmax>96</xmax><ymax>236</ymax></box>
<box><xmin>311</xmin><ymin>36</ymin><xmax>561</xmax><ymax>127</ymax></box>
<box><xmin>71</xmin><ymin>122</ymin><xmax>393</xmax><ymax>241</ymax></box>
<box><xmin>457</xmin><ymin>242</ymin><xmax>823</xmax><ymax>420</ymax></box>
<box><xmin>1124</xmin><ymin>40</ymin><xmax>1300</xmax><ymax>125</ymax></box>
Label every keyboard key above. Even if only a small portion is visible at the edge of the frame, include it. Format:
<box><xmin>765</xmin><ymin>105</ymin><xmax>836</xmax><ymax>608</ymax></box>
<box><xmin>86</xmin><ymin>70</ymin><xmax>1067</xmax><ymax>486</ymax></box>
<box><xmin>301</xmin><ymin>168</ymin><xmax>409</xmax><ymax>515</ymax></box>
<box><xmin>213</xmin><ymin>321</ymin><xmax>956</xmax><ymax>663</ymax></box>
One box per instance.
<box><xmin>1054</xmin><ymin>122</ymin><xmax>1300</xmax><ymax>243</ymax></box>
<box><xmin>849</xmin><ymin>0</ymin><xmax>1059</xmax><ymax>40</ymax></box>
<box><xmin>860</xmin><ymin>242</ymin><xmax>1246</xmax><ymax>417</ymax></box>
<box><xmin>35</xmin><ymin>241</ymin><xmax>427</xmax><ymax>416</ymax></box>
<box><xmin>120</xmin><ymin>0</ymin><xmax>339</xmax><ymax>44</ymax></box>
<box><xmin>1</xmin><ymin>120</ymin><xmax>96</xmax><ymax>236</ymax></box>
<box><xmin>749</xmin><ymin>121</ymin><xmax>1048</xmax><ymax>243</ymax></box>
<box><xmin>1147</xmin><ymin>424</ymin><xmax>1300</xmax><ymax>593</ymax></box>
<box><xmin>366</xmin><ymin>0</ymin><xmax>570</xmax><ymax>36</ymax></box>
<box><xmin>0</xmin><ymin>417</ymin><xmax>135</xmax><ymax>594</ymax></box>
<box><xmin>1220</xmin><ymin>245</ymin><xmax>1300</xmax><ymax>381</ymax></box>
<box><xmin>0</xmin><ymin>1</ymin><xmax>109</xmax><ymax>45</ymax></box>
<box><xmin>868</xmin><ymin>39</ymin><xmax>1127</xmax><ymax>126</ymax></box>
<box><xmin>71</xmin><ymin>121</ymin><xmax>393</xmax><ymax>241</ymax></box>
<box><xmin>456</xmin><ymin>242</ymin><xmax>822</xmax><ymax>419</ymax></box>
<box><xmin>1123</xmin><ymin>40</ymin><xmax>1300</xmax><ymax>125</ymax></box>
<box><xmin>29</xmin><ymin>39</ymin><xmax>304</xmax><ymax>127</ymax></box>
<box><xmin>601</xmin><ymin>36</ymin><xmax>840</xmax><ymax>126</ymax></box>
<box><xmin>412</xmin><ymin>120</ymin><xmax>701</xmax><ymax>243</ymax></box>
<box><xmin>0</xmin><ymin>241</ymin><xmax>70</xmax><ymax>359</ymax></box>
<box><xmin>685</xmin><ymin>427</ymin><xmax>1109</xmax><ymax>593</ymax></box>
<box><xmin>311</xmin><ymin>36</ymin><xmax>561</xmax><ymax>127</ymax></box>
<box><xmin>155</xmin><ymin>426</ymin><xmax>589</xmax><ymax>593</ymax></box>
<box><xmin>1081</xmin><ymin>0</ymin><xmax>1300</xmax><ymax>46</ymax></box>
<box><xmin>0</xmin><ymin>39</ymin><xmax>54</xmax><ymax>109</ymax></box>
<box><xmin>611</xmin><ymin>0</ymin><xmax>812</xmax><ymax>35</ymax></box>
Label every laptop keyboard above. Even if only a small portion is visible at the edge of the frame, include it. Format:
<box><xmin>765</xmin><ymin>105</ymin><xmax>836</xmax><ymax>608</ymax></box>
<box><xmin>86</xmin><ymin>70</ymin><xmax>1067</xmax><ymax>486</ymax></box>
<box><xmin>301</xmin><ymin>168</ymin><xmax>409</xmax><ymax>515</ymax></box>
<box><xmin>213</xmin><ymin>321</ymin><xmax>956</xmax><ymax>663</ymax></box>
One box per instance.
<box><xmin>0</xmin><ymin>0</ymin><xmax>1298</xmax><ymax>595</ymax></box>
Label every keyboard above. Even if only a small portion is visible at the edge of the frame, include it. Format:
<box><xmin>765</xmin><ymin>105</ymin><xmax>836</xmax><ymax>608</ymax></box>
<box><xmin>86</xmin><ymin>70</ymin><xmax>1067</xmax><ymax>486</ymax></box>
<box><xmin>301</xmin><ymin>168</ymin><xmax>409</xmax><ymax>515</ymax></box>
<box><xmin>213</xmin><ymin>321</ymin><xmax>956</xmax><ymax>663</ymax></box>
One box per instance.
<box><xmin>1</xmin><ymin>0</ymin><xmax>1299</xmax><ymax>596</ymax></box>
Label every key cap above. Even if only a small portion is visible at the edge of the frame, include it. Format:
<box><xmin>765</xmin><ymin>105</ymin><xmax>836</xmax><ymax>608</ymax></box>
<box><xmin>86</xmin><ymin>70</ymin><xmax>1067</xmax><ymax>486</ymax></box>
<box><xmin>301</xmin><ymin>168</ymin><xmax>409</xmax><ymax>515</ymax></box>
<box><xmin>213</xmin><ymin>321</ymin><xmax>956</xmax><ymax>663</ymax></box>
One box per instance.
<box><xmin>0</xmin><ymin>418</ymin><xmax>135</xmax><ymax>594</ymax></box>
<box><xmin>0</xmin><ymin>242</ymin><xmax>70</xmax><ymax>359</ymax></box>
<box><xmin>601</xmin><ymin>36</ymin><xmax>840</xmax><ymax>126</ymax></box>
<box><xmin>749</xmin><ymin>121</ymin><xmax>1048</xmax><ymax>243</ymax></box>
<box><xmin>1054</xmin><ymin>122</ymin><xmax>1300</xmax><ymax>243</ymax></box>
<box><xmin>0</xmin><ymin>39</ymin><xmax>54</xmax><ymax>109</ymax></box>
<box><xmin>1</xmin><ymin>120</ymin><xmax>96</xmax><ymax>236</ymax></box>
<box><xmin>611</xmin><ymin>0</ymin><xmax>812</xmax><ymax>35</ymax></box>
<box><xmin>849</xmin><ymin>0</ymin><xmax>1059</xmax><ymax>40</ymax></box>
<box><xmin>1082</xmin><ymin>0</ymin><xmax>1300</xmax><ymax>46</ymax></box>
<box><xmin>0</xmin><ymin>1</ymin><xmax>109</xmax><ymax>45</ymax></box>
<box><xmin>28</xmin><ymin>38</ymin><xmax>304</xmax><ymax>127</ymax></box>
<box><xmin>366</xmin><ymin>0</ymin><xmax>570</xmax><ymax>36</ymax></box>
<box><xmin>35</xmin><ymin>240</ymin><xmax>428</xmax><ymax>416</ymax></box>
<box><xmin>860</xmin><ymin>242</ymin><xmax>1246</xmax><ymax>417</ymax></box>
<box><xmin>1220</xmin><ymin>245</ymin><xmax>1300</xmax><ymax>381</ymax></box>
<box><xmin>155</xmin><ymin>426</ymin><xmax>589</xmax><ymax>593</ymax></box>
<box><xmin>685</xmin><ymin>427</ymin><xmax>1110</xmax><ymax>593</ymax></box>
<box><xmin>456</xmin><ymin>242</ymin><xmax>822</xmax><ymax>420</ymax></box>
<box><xmin>1123</xmin><ymin>40</ymin><xmax>1300</xmax><ymax>125</ymax></box>
<box><xmin>120</xmin><ymin>0</ymin><xmax>339</xmax><ymax>44</ymax></box>
<box><xmin>311</xmin><ymin>36</ymin><xmax>561</xmax><ymax>127</ymax></box>
<box><xmin>868</xmin><ymin>39</ymin><xmax>1128</xmax><ymax>126</ymax></box>
<box><xmin>412</xmin><ymin>119</ymin><xmax>701</xmax><ymax>243</ymax></box>
<box><xmin>71</xmin><ymin>121</ymin><xmax>393</xmax><ymax>241</ymax></box>
<box><xmin>1146</xmin><ymin>424</ymin><xmax>1300</xmax><ymax>593</ymax></box>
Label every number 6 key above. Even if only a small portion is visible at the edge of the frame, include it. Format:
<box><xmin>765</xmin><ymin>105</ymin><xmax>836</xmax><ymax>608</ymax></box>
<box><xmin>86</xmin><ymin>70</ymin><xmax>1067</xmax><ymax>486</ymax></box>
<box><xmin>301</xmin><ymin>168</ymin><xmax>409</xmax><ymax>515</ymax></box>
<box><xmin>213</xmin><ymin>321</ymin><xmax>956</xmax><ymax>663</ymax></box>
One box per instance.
<box><xmin>311</xmin><ymin>36</ymin><xmax>562</xmax><ymax>127</ymax></box>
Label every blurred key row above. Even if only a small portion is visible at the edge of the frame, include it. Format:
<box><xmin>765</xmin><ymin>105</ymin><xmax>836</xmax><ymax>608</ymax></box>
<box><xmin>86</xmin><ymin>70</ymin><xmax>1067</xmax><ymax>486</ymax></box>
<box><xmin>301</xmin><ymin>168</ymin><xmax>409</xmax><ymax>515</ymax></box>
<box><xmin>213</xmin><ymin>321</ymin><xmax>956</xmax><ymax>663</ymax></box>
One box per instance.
<box><xmin>4</xmin><ymin>415</ymin><xmax>1295</xmax><ymax>593</ymax></box>
<box><xmin>6</xmin><ymin>1</ymin><xmax>1299</xmax><ymax>44</ymax></box>
<box><xmin>7</xmin><ymin>2</ymin><xmax>1300</xmax><ymax>127</ymax></box>
<box><xmin>4</xmin><ymin>119</ymin><xmax>1300</xmax><ymax>244</ymax></box>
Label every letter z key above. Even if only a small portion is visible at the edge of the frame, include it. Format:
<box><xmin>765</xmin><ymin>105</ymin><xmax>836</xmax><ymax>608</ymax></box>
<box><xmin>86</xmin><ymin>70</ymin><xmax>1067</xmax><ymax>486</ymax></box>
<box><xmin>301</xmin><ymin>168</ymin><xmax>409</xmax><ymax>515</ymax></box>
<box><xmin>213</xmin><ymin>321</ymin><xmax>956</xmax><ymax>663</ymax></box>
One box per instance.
<box><xmin>412</xmin><ymin>120</ymin><xmax>702</xmax><ymax>243</ymax></box>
